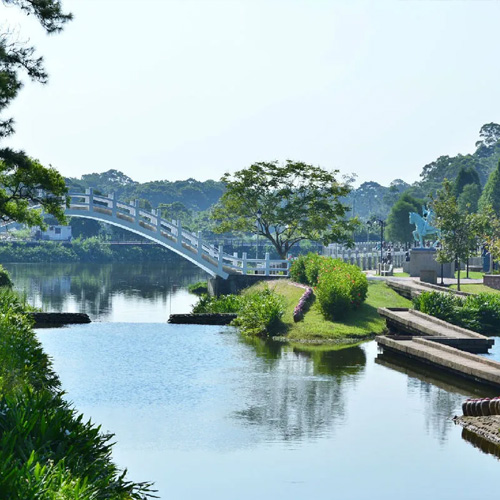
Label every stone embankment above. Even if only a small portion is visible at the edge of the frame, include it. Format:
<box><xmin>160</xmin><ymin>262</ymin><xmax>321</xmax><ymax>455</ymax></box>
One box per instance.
<box><xmin>455</xmin><ymin>415</ymin><xmax>500</xmax><ymax>456</ymax></box>
<box><xmin>168</xmin><ymin>313</ymin><xmax>237</xmax><ymax>325</ymax></box>
<box><xmin>30</xmin><ymin>312</ymin><xmax>91</xmax><ymax>328</ymax></box>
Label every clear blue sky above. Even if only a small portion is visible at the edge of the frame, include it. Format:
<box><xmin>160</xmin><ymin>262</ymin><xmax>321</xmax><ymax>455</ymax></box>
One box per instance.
<box><xmin>2</xmin><ymin>0</ymin><xmax>499</xmax><ymax>186</ymax></box>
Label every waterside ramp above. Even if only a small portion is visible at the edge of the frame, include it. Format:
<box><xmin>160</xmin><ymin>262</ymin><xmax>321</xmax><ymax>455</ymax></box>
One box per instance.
<box><xmin>377</xmin><ymin>308</ymin><xmax>500</xmax><ymax>388</ymax></box>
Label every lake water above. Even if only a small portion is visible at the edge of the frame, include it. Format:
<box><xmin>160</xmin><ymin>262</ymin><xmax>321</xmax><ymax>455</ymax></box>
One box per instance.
<box><xmin>6</xmin><ymin>262</ymin><xmax>500</xmax><ymax>499</ymax></box>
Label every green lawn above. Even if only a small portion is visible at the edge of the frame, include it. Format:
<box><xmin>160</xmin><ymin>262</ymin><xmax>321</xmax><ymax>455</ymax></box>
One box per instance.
<box><xmin>455</xmin><ymin>270</ymin><xmax>484</xmax><ymax>280</ymax></box>
<box><xmin>244</xmin><ymin>280</ymin><xmax>411</xmax><ymax>342</ymax></box>
<box><xmin>450</xmin><ymin>283</ymin><xmax>500</xmax><ymax>294</ymax></box>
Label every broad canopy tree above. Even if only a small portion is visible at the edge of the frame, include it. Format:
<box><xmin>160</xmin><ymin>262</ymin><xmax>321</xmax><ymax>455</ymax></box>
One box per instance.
<box><xmin>386</xmin><ymin>192</ymin><xmax>424</xmax><ymax>244</ymax></box>
<box><xmin>430</xmin><ymin>180</ymin><xmax>486</xmax><ymax>291</ymax></box>
<box><xmin>211</xmin><ymin>160</ymin><xmax>358</xmax><ymax>259</ymax></box>
<box><xmin>0</xmin><ymin>0</ymin><xmax>71</xmax><ymax>226</ymax></box>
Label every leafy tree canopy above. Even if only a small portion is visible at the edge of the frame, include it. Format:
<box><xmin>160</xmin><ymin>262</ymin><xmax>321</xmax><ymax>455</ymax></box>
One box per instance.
<box><xmin>211</xmin><ymin>160</ymin><xmax>358</xmax><ymax>259</ymax></box>
<box><xmin>430</xmin><ymin>180</ymin><xmax>486</xmax><ymax>290</ymax></box>
<box><xmin>386</xmin><ymin>192</ymin><xmax>424</xmax><ymax>243</ymax></box>
<box><xmin>478</xmin><ymin>160</ymin><xmax>500</xmax><ymax>215</ymax></box>
<box><xmin>457</xmin><ymin>183</ymin><xmax>481</xmax><ymax>214</ymax></box>
<box><xmin>0</xmin><ymin>0</ymin><xmax>71</xmax><ymax>225</ymax></box>
<box><xmin>453</xmin><ymin>165</ymin><xmax>480</xmax><ymax>198</ymax></box>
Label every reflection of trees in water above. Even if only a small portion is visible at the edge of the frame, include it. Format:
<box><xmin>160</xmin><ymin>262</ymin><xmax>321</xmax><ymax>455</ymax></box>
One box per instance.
<box><xmin>233</xmin><ymin>340</ymin><xmax>366</xmax><ymax>441</ymax></box>
<box><xmin>376</xmin><ymin>351</ymin><xmax>495</xmax><ymax>444</ymax></box>
<box><xmin>5</xmin><ymin>261</ymin><xmax>207</xmax><ymax>316</ymax></box>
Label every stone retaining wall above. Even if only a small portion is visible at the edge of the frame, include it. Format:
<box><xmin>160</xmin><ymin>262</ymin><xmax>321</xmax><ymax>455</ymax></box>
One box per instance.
<box><xmin>30</xmin><ymin>312</ymin><xmax>91</xmax><ymax>328</ymax></box>
<box><xmin>483</xmin><ymin>274</ymin><xmax>500</xmax><ymax>290</ymax></box>
<box><xmin>168</xmin><ymin>313</ymin><xmax>237</xmax><ymax>325</ymax></box>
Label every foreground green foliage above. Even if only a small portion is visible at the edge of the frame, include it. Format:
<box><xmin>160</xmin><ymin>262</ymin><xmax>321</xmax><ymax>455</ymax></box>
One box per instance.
<box><xmin>0</xmin><ymin>288</ymin><xmax>154</xmax><ymax>498</ymax></box>
<box><xmin>0</xmin><ymin>264</ymin><xmax>12</xmax><ymax>287</ymax></box>
<box><xmin>290</xmin><ymin>254</ymin><xmax>368</xmax><ymax>320</ymax></box>
<box><xmin>413</xmin><ymin>291</ymin><xmax>500</xmax><ymax>335</ymax></box>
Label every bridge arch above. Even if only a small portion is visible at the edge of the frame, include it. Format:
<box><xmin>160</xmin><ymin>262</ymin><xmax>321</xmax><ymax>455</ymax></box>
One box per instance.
<box><xmin>64</xmin><ymin>190</ymin><xmax>289</xmax><ymax>279</ymax></box>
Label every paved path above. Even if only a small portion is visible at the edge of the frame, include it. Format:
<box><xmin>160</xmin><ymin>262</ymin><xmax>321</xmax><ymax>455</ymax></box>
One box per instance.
<box><xmin>377</xmin><ymin>336</ymin><xmax>500</xmax><ymax>388</ymax></box>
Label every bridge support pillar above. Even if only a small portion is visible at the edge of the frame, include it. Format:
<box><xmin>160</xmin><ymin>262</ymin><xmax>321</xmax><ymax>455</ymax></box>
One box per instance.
<box><xmin>86</xmin><ymin>188</ymin><xmax>93</xmax><ymax>211</ymax></box>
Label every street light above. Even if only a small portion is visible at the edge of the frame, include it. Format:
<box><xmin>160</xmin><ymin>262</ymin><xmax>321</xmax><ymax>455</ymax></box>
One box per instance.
<box><xmin>256</xmin><ymin>209</ymin><xmax>262</xmax><ymax>260</ymax></box>
<box><xmin>371</xmin><ymin>218</ymin><xmax>386</xmax><ymax>274</ymax></box>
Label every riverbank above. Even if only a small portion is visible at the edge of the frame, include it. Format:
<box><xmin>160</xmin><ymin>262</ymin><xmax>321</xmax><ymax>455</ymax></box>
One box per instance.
<box><xmin>455</xmin><ymin>415</ymin><xmax>500</xmax><ymax>448</ymax></box>
<box><xmin>0</xmin><ymin>239</ymin><xmax>181</xmax><ymax>262</ymax></box>
<box><xmin>0</xmin><ymin>289</ymin><xmax>152</xmax><ymax>498</ymax></box>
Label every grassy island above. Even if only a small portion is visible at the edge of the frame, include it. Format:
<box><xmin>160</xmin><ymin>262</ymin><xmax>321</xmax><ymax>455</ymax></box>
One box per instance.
<box><xmin>192</xmin><ymin>253</ymin><xmax>412</xmax><ymax>343</ymax></box>
<box><xmin>243</xmin><ymin>279</ymin><xmax>411</xmax><ymax>342</ymax></box>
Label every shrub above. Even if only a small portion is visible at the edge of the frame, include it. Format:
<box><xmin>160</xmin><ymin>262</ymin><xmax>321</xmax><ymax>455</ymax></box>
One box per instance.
<box><xmin>289</xmin><ymin>254</ymin><xmax>308</xmax><ymax>284</ymax></box>
<box><xmin>304</xmin><ymin>253</ymin><xmax>325</xmax><ymax>286</ymax></box>
<box><xmin>315</xmin><ymin>259</ymin><xmax>368</xmax><ymax>320</ymax></box>
<box><xmin>188</xmin><ymin>281</ymin><xmax>208</xmax><ymax>295</ymax></box>
<box><xmin>0</xmin><ymin>264</ymin><xmax>12</xmax><ymax>288</ymax></box>
<box><xmin>412</xmin><ymin>291</ymin><xmax>461</xmax><ymax>324</ymax></box>
<box><xmin>192</xmin><ymin>293</ymin><xmax>242</xmax><ymax>313</ymax></box>
<box><xmin>462</xmin><ymin>293</ymin><xmax>500</xmax><ymax>334</ymax></box>
<box><xmin>233</xmin><ymin>287</ymin><xmax>285</xmax><ymax>337</ymax></box>
<box><xmin>413</xmin><ymin>291</ymin><xmax>500</xmax><ymax>335</ymax></box>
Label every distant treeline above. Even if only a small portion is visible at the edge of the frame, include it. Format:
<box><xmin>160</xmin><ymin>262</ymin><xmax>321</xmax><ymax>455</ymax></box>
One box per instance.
<box><xmin>0</xmin><ymin>240</ymin><xmax>184</xmax><ymax>263</ymax></box>
<box><xmin>65</xmin><ymin>123</ymin><xmax>500</xmax><ymax>227</ymax></box>
<box><xmin>65</xmin><ymin>171</ymin><xmax>225</xmax><ymax>212</ymax></box>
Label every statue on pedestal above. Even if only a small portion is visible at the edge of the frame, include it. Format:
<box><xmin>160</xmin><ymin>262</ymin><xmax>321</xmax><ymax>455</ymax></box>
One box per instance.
<box><xmin>409</xmin><ymin>205</ymin><xmax>441</xmax><ymax>248</ymax></box>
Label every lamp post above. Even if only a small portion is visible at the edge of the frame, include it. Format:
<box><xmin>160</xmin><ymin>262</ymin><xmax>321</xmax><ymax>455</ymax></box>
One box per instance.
<box><xmin>256</xmin><ymin>209</ymin><xmax>262</xmax><ymax>260</ymax></box>
<box><xmin>372</xmin><ymin>218</ymin><xmax>386</xmax><ymax>274</ymax></box>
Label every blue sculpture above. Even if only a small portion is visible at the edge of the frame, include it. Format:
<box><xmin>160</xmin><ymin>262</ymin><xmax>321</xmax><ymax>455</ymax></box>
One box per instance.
<box><xmin>409</xmin><ymin>206</ymin><xmax>441</xmax><ymax>248</ymax></box>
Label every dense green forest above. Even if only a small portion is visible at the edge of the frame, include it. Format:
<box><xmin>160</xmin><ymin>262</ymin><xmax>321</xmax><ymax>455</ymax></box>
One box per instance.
<box><xmin>67</xmin><ymin>123</ymin><xmax>500</xmax><ymax>222</ymax></box>
<box><xmin>63</xmin><ymin>122</ymin><xmax>500</xmax><ymax>243</ymax></box>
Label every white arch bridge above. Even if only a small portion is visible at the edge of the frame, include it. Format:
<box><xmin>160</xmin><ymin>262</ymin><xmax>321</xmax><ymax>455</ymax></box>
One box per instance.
<box><xmin>2</xmin><ymin>189</ymin><xmax>290</xmax><ymax>279</ymax></box>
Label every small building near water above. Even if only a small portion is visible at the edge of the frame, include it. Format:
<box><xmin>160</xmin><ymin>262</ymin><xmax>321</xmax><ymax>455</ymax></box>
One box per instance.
<box><xmin>32</xmin><ymin>225</ymin><xmax>72</xmax><ymax>242</ymax></box>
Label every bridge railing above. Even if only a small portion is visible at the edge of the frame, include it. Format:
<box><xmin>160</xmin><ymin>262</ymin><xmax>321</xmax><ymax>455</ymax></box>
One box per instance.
<box><xmin>66</xmin><ymin>190</ymin><xmax>290</xmax><ymax>278</ymax></box>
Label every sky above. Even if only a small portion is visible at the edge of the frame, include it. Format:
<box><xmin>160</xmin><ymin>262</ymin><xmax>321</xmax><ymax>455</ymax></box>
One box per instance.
<box><xmin>1</xmin><ymin>0</ymin><xmax>500</xmax><ymax>187</ymax></box>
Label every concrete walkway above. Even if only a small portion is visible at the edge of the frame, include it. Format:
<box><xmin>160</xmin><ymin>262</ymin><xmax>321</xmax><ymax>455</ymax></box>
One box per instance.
<box><xmin>377</xmin><ymin>336</ymin><xmax>500</xmax><ymax>388</ymax></box>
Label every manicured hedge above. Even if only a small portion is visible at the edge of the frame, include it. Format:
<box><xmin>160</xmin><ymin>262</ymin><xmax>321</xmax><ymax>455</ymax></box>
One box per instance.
<box><xmin>289</xmin><ymin>254</ymin><xmax>368</xmax><ymax>320</ymax></box>
<box><xmin>413</xmin><ymin>291</ymin><xmax>500</xmax><ymax>335</ymax></box>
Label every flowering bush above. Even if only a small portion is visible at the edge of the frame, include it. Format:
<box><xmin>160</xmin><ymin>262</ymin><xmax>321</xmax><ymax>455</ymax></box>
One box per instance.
<box><xmin>304</xmin><ymin>253</ymin><xmax>325</xmax><ymax>286</ymax></box>
<box><xmin>293</xmin><ymin>287</ymin><xmax>314</xmax><ymax>322</ymax></box>
<box><xmin>232</xmin><ymin>287</ymin><xmax>285</xmax><ymax>337</ymax></box>
<box><xmin>315</xmin><ymin>258</ymin><xmax>368</xmax><ymax>320</ymax></box>
<box><xmin>289</xmin><ymin>254</ymin><xmax>308</xmax><ymax>284</ymax></box>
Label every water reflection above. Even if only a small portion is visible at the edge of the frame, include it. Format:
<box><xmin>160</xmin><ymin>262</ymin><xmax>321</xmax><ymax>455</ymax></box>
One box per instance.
<box><xmin>461</xmin><ymin>427</ymin><xmax>500</xmax><ymax>460</ymax></box>
<box><xmin>376</xmin><ymin>349</ymin><xmax>497</xmax><ymax>444</ymax></box>
<box><xmin>233</xmin><ymin>339</ymin><xmax>366</xmax><ymax>442</ymax></box>
<box><xmin>4</xmin><ymin>261</ymin><xmax>207</xmax><ymax>320</ymax></box>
